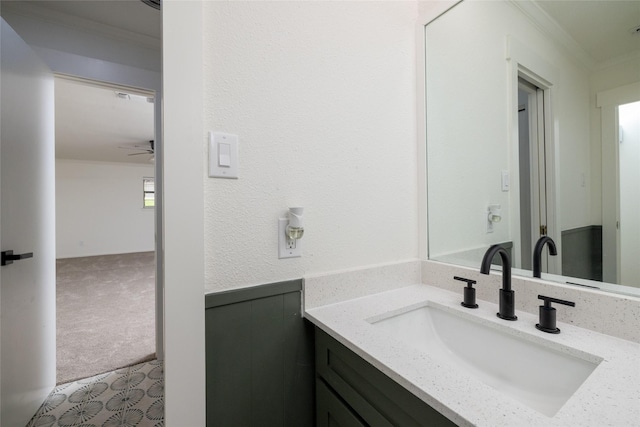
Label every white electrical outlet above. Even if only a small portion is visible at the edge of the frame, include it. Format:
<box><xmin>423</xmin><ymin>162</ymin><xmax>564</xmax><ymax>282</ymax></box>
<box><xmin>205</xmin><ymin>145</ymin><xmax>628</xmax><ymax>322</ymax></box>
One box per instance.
<box><xmin>278</xmin><ymin>218</ymin><xmax>302</xmax><ymax>258</ymax></box>
<box><xmin>286</xmin><ymin>237</ymin><xmax>296</xmax><ymax>250</ymax></box>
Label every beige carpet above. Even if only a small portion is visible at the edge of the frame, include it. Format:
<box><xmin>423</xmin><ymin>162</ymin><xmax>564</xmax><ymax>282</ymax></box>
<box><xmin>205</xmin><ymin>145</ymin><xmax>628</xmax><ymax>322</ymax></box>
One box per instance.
<box><xmin>56</xmin><ymin>252</ymin><xmax>156</xmax><ymax>384</ymax></box>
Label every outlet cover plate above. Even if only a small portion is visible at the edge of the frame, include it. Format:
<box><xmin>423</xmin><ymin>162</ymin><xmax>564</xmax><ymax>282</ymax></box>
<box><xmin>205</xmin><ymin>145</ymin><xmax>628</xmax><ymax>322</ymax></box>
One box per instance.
<box><xmin>278</xmin><ymin>218</ymin><xmax>302</xmax><ymax>258</ymax></box>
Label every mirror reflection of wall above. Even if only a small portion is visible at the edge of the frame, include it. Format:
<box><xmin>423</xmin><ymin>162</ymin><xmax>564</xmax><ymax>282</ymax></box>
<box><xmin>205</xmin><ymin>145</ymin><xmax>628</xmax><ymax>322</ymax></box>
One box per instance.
<box><xmin>425</xmin><ymin>0</ymin><xmax>640</xmax><ymax>294</ymax></box>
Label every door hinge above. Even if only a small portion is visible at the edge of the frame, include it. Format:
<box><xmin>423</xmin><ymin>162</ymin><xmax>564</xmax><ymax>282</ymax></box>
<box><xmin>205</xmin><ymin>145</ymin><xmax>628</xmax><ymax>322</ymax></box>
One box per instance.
<box><xmin>540</xmin><ymin>225</ymin><xmax>547</xmax><ymax>235</ymax></box>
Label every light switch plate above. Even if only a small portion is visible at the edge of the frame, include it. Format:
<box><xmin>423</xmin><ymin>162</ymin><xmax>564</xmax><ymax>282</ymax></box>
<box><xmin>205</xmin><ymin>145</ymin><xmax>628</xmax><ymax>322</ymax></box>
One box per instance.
<box><xmin>209</xmin><ymin>131</ymin><xmax>238</xmax><ymax>179</ymax></box>
<box><xmin>278</xmin><ymin>218</ymin><xmax>302</xmax><ymax>258</ymax></box>
<box><xmin>501</xmin><ymin>170</ymin><xmax>510</xmax><ymax>192</ymax></box>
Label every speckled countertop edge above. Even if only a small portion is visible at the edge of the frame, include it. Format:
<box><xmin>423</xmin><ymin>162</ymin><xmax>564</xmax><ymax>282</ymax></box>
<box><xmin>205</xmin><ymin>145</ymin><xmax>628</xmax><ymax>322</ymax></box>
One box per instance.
<box><xmin>305</xmin><ymin>284</ymin><xmax>640</xmax><ymax>427</ymax></box>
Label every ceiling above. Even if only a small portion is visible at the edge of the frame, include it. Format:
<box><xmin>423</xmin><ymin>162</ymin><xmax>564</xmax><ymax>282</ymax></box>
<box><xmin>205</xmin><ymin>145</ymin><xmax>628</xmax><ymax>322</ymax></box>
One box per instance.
<box><xmin>536</xmin><ymin>0</ymin><xmax>640</xmax><ymax>65</ymax></box>
<box><xmin>17</xmin><ymin>0</ymin><xmax>161</xmax><ymax>40</ymax></box>
<box><xmin>55</xmin><ymin>77</ymin><xmax>155</xmax><ymax>164</ymax></box>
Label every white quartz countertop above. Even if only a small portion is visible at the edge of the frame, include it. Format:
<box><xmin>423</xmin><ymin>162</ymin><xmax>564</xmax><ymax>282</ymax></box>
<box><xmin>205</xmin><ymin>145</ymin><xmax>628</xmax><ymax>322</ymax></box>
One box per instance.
<box><xmin>304</xmin><ymin>284</ymin><xmax>640</xmax><ymax>427</ymax></box>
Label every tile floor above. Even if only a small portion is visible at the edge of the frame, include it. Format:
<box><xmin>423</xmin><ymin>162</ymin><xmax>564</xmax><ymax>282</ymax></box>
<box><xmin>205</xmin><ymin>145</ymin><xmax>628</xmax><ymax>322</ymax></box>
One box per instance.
<box><xmin>27</xmin><ymin>360</ymin><xmax>163</xmax><ymax>427</ymax></box>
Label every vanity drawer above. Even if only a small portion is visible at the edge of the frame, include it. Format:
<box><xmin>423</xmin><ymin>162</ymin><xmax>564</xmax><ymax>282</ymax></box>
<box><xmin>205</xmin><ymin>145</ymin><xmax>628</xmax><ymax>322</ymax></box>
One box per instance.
<box><xmin>315</xmin><ymin>328</ymin><xmax>456</xmax><ymax>427</ymax></box>
<box><xmin>317</xmin><ymin>379</ymin><xmax>367</xmax><ymax>427</ymax></box>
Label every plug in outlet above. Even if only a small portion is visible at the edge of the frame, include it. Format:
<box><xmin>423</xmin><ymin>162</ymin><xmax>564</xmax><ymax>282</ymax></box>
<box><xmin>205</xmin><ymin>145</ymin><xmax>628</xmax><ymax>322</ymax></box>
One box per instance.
<box><xmin>286</xmin><ymin>236</ymin><xmax>296</xmax><ymax>250</ymax></box>
<box><xmin>278</xmin><ymin>218</ymin><xmax>302</xmax><ymax>258</ymax></box>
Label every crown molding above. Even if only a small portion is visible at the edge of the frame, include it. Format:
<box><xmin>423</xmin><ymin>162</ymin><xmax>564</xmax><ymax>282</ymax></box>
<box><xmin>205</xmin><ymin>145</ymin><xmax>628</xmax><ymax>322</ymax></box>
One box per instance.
<box><xmin>507</xmin><ymin>0</ymin><xmax>595</xmax><ymax>71</ymax></box>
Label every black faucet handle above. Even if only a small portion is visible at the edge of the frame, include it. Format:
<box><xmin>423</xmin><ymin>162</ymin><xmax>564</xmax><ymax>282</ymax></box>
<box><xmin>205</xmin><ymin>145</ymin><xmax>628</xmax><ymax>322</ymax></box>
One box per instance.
<box><xmin>454</xmin><ymin>276</ymin><xmax>478</xmax><ymax>309</ymax></box>
<box><xmin>453</xmin><ymin>276</ymin><xmax>476</xmax><ymax>286</ymax></box>
<box><xmin>537</xmin><ymin>294</ymin><xmax>575</xmax><ymax>308</ymax></box>
<box><xmin>536</xmin><ymin>295</ymin><xmax>575</xmax><ymax>334</ymax></box>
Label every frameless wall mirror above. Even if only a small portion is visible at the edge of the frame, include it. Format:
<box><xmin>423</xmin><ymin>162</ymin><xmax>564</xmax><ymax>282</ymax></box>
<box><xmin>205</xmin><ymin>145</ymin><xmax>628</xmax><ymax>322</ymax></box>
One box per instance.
<box><xmin>425</xmin><ymin>0</ymin><xmax>640</xmax><ymax>296</ymax></box>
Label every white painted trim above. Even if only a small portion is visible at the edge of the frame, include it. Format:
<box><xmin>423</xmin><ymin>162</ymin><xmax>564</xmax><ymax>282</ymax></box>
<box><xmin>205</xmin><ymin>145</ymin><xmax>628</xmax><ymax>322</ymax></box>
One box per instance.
<box><xmin>55</xmin><ymin>73</ymin><xmax>154</xmax><ymax>98</ymax></box>
<box><xmin>415</xmin><ymin>17</ymin><xmax>427</xmax><ymax>261</ymax></box>
<box><xmin>162</xmin><ymin>1</ymin><xmax>205</xmax><ymax>424</ymax></box>
<box><xmin>418</xmin><ymin>0</ymin><xmax>461</xmax><ymax>260</ymax></box>
<box><xmin>33</xmin><ymin>47</ymin><xmax>160</xmax><ymax>92</ymax></box>
<box><xmin>507</xmin><ymin>0</ymin><xmax>593</xmax><ymax>70</ymax></box>
<box><xmin>600</xmin><ymin>105</ymin><xmax>618</xmax><ymax>283</ymax></box>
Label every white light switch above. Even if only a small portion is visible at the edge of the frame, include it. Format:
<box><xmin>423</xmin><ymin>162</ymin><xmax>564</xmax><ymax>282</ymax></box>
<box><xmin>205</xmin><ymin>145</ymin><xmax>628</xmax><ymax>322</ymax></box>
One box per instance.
<box><xmin>209</xmin><ymin>132</ymin><xmax>238</xmax><ymax>179</ymax></box>
<box><xmin>218</xmin><ymin>143</ymin><xmax>231</xmax><ymax>167</ymax></box>
<box><xmin>501</xmin><ymin>170</ymin><xmax>510</xmax><ymax>192</ymax></box>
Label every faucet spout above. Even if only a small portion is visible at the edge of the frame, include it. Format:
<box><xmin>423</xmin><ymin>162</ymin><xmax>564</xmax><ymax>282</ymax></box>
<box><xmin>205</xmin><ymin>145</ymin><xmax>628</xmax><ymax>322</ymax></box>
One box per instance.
<box><xmin>480</xmin><ymin>244</ymin><xmax>517</xmax><ymax>321</ymax></box>
<box><xmin>533</xmin><ymin>236</ymin><xmax>557</xmax><ymax>278</ymax></box>
<box><xmin>480</xmin><ymin>244</ymin><xmax>511</xmax><ymax>291</ymax></box>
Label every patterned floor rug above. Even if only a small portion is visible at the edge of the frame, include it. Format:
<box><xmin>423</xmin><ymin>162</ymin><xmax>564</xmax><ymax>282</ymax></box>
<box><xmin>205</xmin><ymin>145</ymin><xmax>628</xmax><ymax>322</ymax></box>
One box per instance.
<box><xmin>27</xmin><ymin>360</ymin><xmax>164</xmax><ymax>427</ymax></box>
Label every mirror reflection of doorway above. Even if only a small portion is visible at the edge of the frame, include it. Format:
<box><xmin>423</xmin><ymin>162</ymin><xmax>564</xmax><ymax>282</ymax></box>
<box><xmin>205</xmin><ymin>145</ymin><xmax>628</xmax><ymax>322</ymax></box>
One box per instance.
<box><xmin>617</xmin><ymin>101</ymin><xmax>640</xmax><ymax>286</ymax></box>
<box><xmin>599</xmin><ymin>82</ymin><xmax>640</xmax><ymax>287</ymax></box>
<box><xmin>517</xmin><ymin>77</ymin><xmax>550</xmax><ymax>272</ymax></box>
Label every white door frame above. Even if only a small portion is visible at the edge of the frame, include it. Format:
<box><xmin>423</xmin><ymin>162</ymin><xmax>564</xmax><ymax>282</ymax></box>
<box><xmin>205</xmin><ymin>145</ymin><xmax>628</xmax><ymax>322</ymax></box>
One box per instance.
<box><xmin>507</xmin><ymin>36</ymin><xmax>561</xmax><ymax>274</ymax></box>
<box><xmin>54</xmin><ymin>73</ymin><xmax>163</xmax><ymax>361</ymax></box>
<box><xmin>162</xmin><ymin>1</ymin><xmax>205</xmax><ymax>424</ymax></box>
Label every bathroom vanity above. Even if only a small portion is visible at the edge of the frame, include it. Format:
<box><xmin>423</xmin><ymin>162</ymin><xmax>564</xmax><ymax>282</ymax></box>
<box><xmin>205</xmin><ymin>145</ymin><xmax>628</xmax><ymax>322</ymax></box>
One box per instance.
<box><xmin>304</xmin><ymin>262</ymin><xmax>640</xmax><ymax>427</ymax></box>
<box><xmin>315</xmin><ymin>327</ymin><xmax>455</xmax><ymax>427</ymax></box>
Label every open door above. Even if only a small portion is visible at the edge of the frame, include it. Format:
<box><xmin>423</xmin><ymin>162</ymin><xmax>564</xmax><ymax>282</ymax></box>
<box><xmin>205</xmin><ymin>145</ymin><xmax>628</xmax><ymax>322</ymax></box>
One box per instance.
<box><xmin>517</xmin><ymin>77</ymin><xmax>558</xmax><ymax>274</ymax></box>
<box><xmin>1</xmin><ymin>18</ymin><xmax>56</xmax><ymax>425</ymax></box>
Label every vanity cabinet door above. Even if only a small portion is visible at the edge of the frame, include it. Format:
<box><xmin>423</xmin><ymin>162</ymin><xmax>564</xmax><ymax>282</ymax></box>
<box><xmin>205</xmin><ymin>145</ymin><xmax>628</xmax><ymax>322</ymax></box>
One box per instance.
<box><xmin>315</xmin><ymin>328</ymin><xmax>457</xmax><ymax>427</ymax></box>
<box><xmin>317</xmin><ymin>379</ymin><xmax>367</xmax><ymax>427</ymax></box>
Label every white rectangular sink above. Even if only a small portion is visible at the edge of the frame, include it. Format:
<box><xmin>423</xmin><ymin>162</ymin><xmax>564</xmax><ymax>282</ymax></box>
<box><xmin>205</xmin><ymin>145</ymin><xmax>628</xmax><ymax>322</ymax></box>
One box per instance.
<box><xmin>369</xmin><ymin>303</ymin><xmax>601</xmax><ymax>416</ymax></box>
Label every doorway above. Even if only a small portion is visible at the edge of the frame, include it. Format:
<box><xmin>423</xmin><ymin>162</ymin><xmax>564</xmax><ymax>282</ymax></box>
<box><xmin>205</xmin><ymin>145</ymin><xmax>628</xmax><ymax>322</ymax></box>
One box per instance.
<box><xmin>54</xmin><ymin>75</ymin><xmax>157</xmax><ymax>383</ymax></box>
<box><xmin>616</xmin><ymin>100</ymin><xmax>640</xmax><ymax>286</ymax></box>
<box><xmin>598</xmin><ymin>82</ymin><xmax>640</xmax><ymax>286</ymax></box>
<box><xmin>517</xmin><ymin>77</ymin><xmax>555</xmax><ymax>273</ymax></box>
<box><xmin>1</xmin><ymin>1</ymin><xmax>164</xmax><ymax>424</ymax></box>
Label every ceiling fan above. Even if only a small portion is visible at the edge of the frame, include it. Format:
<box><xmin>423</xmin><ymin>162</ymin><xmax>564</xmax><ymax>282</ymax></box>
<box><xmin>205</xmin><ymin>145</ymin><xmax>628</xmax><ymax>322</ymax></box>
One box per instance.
<box><xmin>118</xmin><ymin>140</ymin><xmax>155</xmax><ymax>156</ymax></box>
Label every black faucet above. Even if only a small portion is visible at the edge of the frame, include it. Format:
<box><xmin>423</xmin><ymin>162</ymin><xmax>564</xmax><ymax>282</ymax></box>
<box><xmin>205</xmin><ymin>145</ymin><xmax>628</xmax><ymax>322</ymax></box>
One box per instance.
<box><xmin>533</xmin><ymin>236</ymin><xmax>557</xmax><ymax>278</ymax></box>
<box><xmin>480</xmin><ymin>244</ymin><xmax>517</xmax><ymax>321</ymax></box>
<box><xmin>454</xmin><ymin>276</ymin><xmax>478</xmax><ymax>308</ymax></box>
<box><xmin>536</xmin><ymin>295</ymin><xmax>575</xmax><ymax>334</ymax></box>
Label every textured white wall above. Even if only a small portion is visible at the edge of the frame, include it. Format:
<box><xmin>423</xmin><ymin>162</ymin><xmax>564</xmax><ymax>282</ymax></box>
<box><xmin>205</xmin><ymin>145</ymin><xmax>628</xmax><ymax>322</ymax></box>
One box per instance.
<box><xmin>202</xmin><ymin>1</ymin><xmax>419</xmax><ymax>292</ymax></box>
<box><xmin>56</xmin><ymin>159</ymin><xmax>155</xmax><ymax>258</ymax></box>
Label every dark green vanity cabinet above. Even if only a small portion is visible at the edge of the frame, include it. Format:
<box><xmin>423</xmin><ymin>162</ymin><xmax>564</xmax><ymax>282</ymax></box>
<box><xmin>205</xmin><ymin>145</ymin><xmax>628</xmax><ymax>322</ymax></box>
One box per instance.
<box><xmin>315</xmin><ymin>328</ymin><xmax>458</xmax><ymax>427</ymax></box>
<box><xmin>205</xmin><ymin>280</ymin><xmax>315</xmax><ymax>427</ymax></box>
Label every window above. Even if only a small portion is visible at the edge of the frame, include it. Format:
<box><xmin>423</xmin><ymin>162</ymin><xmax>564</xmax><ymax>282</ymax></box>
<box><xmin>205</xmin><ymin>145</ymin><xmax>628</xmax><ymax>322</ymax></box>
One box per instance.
<box><xmin>143</xmin><ymin>177</ymin><xmax>155</xmax><ymax>208</ymax></box>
